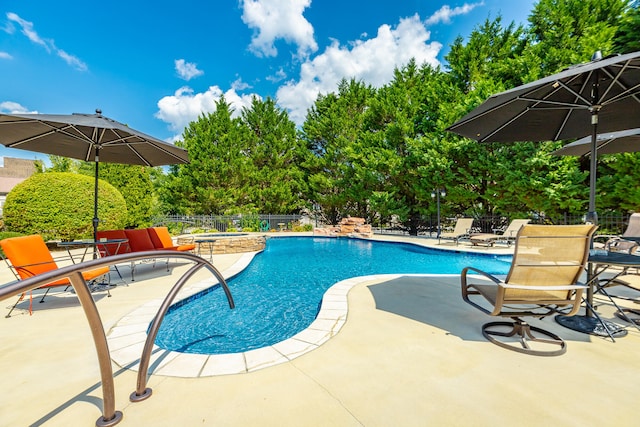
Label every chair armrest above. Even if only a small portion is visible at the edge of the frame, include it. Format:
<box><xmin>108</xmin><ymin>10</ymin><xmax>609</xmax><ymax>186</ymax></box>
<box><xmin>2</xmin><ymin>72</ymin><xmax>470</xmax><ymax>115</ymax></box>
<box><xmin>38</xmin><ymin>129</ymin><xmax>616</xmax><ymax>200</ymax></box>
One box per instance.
<box><xmin>498</xmin><ymin>282</ymin><xmax>587</xmax><ymax>291</ymax></box>
<box><xmin>461</xmin><ymin>266</ymin><xmax>502</xmax><ymax>285</ymax></box>
<box><xmin>593</xmin><ymin>234</ymin><xmax>620</xmax><ymax>243</ymax></box>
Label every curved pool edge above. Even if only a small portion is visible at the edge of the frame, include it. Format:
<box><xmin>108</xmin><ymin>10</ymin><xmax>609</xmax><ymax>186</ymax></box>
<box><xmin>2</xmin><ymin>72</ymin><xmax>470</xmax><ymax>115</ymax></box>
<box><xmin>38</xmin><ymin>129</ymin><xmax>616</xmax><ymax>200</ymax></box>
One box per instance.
<box><xmin>108</xmin><ymin>272</ymin><xmax>452</xmax><ymax>378</ymax></box>
<box><xmin>106</xmin><ymin>235</ymin><xmax>513</xmax><ymax>378</ymax></box>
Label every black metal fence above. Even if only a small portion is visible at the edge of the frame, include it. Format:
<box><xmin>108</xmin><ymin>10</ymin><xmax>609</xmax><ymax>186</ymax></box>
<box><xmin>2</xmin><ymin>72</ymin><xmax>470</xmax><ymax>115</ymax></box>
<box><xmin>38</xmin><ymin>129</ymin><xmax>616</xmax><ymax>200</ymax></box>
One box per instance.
<box><xmin>376</xmin><ymin>213</ymin><xmax>632</xmax><ymax>237</ymax></box>
<box><xmin>156</xmin><ymin>212</ymin><xmax>631</xmax><ymax>237</ymax></box>
<box><xmin>154</xmin><ymin>214</ymin><xmax>305</xmax><ymax>233</ymax></box>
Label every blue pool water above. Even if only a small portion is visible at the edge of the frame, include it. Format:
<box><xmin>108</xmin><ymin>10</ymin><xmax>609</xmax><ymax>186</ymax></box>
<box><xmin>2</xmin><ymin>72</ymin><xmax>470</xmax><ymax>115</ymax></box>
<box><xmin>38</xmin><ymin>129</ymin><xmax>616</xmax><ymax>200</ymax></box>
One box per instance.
<box><xmin>155</xmin><ymin>237</ymin><xmax>512</xmax><ymax>354</ymax></box>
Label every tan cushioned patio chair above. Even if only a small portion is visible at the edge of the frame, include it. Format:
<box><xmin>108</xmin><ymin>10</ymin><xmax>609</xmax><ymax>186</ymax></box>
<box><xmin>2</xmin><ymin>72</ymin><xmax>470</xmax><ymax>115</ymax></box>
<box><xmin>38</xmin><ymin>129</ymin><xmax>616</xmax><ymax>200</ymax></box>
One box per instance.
<box><xmin>594</xmin><ymin>213</ymin><xmax>640</xmax><ymax>254</ymax></box>
<box><xmin>439</xmin><ymin>218</ymin><xmax>474</xmax><ymax>245</ymax></box>
<box><xmin>470</xmin><ymin>219</ymin><xmax>531</xmax><ymax>247</ymax></box>
<box><xmin>461</xmin><ymin>224</ymin><xmax>597</xmax><ymax>356</ymax></box>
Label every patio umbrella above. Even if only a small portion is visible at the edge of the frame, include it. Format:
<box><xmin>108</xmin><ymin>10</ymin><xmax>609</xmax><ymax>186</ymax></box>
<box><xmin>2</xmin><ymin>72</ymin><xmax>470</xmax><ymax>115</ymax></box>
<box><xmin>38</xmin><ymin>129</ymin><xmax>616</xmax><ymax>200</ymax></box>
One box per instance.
<box><xmin>552</xmin><ymin>127</ymin><xmax>640</xmax><ymax>156</ymax></box>
<box><xmin>446</xmin><ymin>50</ymin><xmax>640</xmax><ymax>225</ymax></box>
<box><xmin>0</xmin><ymin>109</ymin><xmax>189</xmax><ymax>243</ymax></box>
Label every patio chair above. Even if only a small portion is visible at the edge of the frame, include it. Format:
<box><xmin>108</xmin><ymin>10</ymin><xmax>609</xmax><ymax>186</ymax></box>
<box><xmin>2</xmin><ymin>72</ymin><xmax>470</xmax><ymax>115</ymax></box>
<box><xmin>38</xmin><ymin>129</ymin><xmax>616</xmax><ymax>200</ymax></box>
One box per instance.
<box><xmin>0</xmin><ymin>235</ymin><xmax>110</xmax><ymax>317</ymax></box>
<box><xmin>461</xmin><ymin>224</ymin><xmax>597</xmax><ymax>356</ymax></box>
<box><xmin>147</xmin><ymin>227</ymin><xmax>196</xmax><ymax>253</ymax></box>
<box><xmin>594</xmin><ymin>213</ymin><xmax>640</xmax><ymax>254</ymax></box>
<box><xmin>439</xmin><ymin>218</ymin><xmax>474</xmax><ymax>245</ymax></box>
<box><xmin>470</xmin><ymin>219</ymin><xmax>531</xmax><ymax>247</ymax></box>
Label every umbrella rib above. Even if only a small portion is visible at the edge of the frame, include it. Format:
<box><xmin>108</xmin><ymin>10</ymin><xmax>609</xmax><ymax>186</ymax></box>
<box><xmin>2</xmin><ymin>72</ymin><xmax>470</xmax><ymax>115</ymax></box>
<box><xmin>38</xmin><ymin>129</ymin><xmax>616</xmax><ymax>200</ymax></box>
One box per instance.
<box><xmin>554</xmin><ymin>78</ymin><xmax>593</xmax><ymax>106</ymax></box>
<box><xmin>480</xmin><ymin>107</ymin><xmax>530</xmax><ymax>142</ymax></box>
<box><xmin>483</xmin><ymin>77</ymin><xmax>590</xmax><ymax>141</ymax></box>
<box><xmin>99</xmin><ymin>130</ymin><xmax>187</xmax><ymax>165</ymax></box>
<box><xmin>127</xmin><ymin>140</ymin><xmax>188</xmax><ymax>165</ymax></box>
<box><xmin>601</xmin><ymin>81</ymin><xmax>640</xmax><ymax>106</ymax></box>
<box><xmin>518</xmin><ymin>97</ymin><xmax>590</xmax><ymax>109</ymax></box>
<box><xmin>4</xmin><ymin>126</ymin><xmax>71</xmax><ymax>148</ymax></box>
<box><xmin>122</xmin><ymin>145</ymin><xmax>152</xmax><ymax>167</ymax></box>
<box><xmin>6</xmin><ymin>123</ymin><xmax>96</xmax><ymax>151</ymax></box>
<box><xmin>598</xmin><ymin>59</ymin><xmax>640</xmax><ymax>106</ymax></box>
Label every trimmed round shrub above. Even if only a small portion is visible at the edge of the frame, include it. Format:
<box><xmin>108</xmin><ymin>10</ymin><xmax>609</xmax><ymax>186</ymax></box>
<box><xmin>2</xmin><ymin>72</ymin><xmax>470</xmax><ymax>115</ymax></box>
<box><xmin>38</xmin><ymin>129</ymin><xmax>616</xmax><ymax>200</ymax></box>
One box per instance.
<box><xmin>4</xmin><ymin>172</ymin><xmax>128</xmax><ymax>241</ymax></box>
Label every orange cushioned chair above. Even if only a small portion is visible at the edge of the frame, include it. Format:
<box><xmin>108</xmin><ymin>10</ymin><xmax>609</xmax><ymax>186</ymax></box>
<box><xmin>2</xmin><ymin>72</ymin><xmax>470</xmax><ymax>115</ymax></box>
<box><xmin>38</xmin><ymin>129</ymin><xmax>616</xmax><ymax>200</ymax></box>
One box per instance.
<box><xmin>124</xmin><ymin>228</ymin><xmax>169</xmax><ymax>281</ymax></box>
<box><xmin>147</xmin><ymin>227</ymin><xmax>196</xmax><ymax>253</ymax></box>
<box><xmin>0</xmin><ymin>235</ymin><xmax>110</xmax><ymax>317</ymax></box>
<box><xmin>124</xmin><ymin>228</ymin><xmax>158</xmax><ymax>252</ymax></box>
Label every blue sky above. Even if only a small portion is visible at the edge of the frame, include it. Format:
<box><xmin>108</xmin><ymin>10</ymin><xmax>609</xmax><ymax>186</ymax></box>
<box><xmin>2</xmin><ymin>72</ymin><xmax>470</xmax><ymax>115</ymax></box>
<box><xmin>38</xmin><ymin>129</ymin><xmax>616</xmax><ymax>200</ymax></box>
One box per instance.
<box><xmin>0</xmin><ymin>0</ymin><xmax>536</xmax><ymax>162</ymax></box>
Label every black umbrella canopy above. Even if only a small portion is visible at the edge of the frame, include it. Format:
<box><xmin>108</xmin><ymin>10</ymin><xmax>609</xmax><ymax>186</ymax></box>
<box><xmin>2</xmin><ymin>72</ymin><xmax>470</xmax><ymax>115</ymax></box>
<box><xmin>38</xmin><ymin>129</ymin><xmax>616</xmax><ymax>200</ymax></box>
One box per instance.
<box><xmin>0</xmin><ymin>110</ymin><xmax>189</xmax><ymax>165</ymax></box>
<box><xmin>0</xmin><ymin>110</ymin><xmax>189</xmax><ymax>244</ymax></box>
<box><xmin>447</xmin><ymin>50</ymin><xmax>640</xmax><ymax>143</ymax></box>
<box><xmin>447</xmin><ymin>50</ymin><xmax>640</xmax><ymax>225</ymax></box>
<box><xmin>552</xmin><ymin>128</ymin><xmax>640</xmax><ymax>156</ymax></box>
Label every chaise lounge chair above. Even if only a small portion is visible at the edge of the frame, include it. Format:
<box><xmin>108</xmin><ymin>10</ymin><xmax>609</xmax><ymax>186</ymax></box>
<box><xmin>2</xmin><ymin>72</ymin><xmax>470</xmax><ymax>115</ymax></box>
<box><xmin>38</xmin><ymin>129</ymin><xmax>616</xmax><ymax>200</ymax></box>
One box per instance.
<box><xmin>0</xmin><ymin>235</ymin><xmax>110</xmax><ymax>317</ymax></box>
<box><xmin>438</xmin><ymin>218</ymin><xmax>474</xmax><ymax>245</ymax></box>
<box><xmin>469</xmin><ymin>219</ymin><xmax>531</xmax><ymax>247</ymax></box>
<box><xmin>461</xmin><ymin>224</ymin><xmax>597</xmax><ymax>356</ymax></box>
<box><xmin>594</xmin><ymin>213</ymin><xmax>640</xmax><ymax>254</ymax></box>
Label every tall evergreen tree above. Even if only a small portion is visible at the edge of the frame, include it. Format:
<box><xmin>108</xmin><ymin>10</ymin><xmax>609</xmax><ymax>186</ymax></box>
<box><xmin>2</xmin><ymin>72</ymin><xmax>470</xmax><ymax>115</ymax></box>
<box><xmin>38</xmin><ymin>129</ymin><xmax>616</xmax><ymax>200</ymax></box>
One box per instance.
<box><xmin>241</xmin><ymin>96</ymin><xmax>306</xmax><ymax>214</ymax></box>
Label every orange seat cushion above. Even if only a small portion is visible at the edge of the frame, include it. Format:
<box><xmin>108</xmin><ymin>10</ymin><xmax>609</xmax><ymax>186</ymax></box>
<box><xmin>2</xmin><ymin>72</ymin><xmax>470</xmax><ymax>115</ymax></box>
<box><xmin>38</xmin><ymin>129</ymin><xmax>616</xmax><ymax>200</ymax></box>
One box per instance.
<box><xmin>148</xmin><ymin>227</ymin><xmax>195</xmax><ymax>252</ymax></box>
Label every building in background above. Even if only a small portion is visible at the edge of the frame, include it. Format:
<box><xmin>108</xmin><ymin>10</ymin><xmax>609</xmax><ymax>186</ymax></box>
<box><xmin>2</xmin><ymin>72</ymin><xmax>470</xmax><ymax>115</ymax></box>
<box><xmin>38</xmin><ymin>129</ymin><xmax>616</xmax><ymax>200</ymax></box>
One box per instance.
<box><xmin>0</xmin><ymin>157</ymin><xmax>37</xmax><ymax>216</ymax></box>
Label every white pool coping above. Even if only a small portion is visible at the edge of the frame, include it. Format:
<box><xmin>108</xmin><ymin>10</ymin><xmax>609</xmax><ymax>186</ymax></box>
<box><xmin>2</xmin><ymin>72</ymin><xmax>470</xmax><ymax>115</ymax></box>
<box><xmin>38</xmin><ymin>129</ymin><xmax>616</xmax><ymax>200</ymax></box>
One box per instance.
<box><xmin>107</xmin><ymin>250</ymin><xmax>407</xmax><ymax>377</ymax></box>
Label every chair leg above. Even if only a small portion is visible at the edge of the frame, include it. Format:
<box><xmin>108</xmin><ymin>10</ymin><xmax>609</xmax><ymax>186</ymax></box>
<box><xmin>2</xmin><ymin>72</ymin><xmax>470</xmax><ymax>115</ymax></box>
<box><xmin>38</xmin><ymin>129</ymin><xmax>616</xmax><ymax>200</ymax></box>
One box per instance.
<box><xmin>482</xmin><ymin>319</ymin><xmax>567</xmax><ymax>356</ymax></box>
<box><xmin>39</xmin><ymin>288</ymin><xmax>51</xmax><ymax>303</ymax></box>
<box><xmin>5</xmin><ymin>293</ymin><xmax>25</xmax><ymax>318</ymax></box>
<box><xmin>112</xmin><ymin>264</ymin><xmax>127</xmax><ymax>285</ymax></box>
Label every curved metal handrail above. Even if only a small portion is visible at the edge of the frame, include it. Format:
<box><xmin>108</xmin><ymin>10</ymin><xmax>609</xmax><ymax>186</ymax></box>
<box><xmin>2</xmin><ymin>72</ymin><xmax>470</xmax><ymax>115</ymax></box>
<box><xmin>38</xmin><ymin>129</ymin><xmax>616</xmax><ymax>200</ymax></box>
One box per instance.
<box><xmin>0</xmin><ymin>250</ymin><xmax>234</xmax><ymax>427</ymax></box>
<box><xmin>130</xmin><ymin>254</ymin><xmax>233</xmax><ymax>401</ymax></box>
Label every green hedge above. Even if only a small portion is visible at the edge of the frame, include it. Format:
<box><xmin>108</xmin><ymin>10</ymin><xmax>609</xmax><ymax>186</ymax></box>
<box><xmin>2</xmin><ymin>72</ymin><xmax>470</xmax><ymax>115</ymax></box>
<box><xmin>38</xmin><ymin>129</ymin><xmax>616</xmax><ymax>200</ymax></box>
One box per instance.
<box><xmin>3</xmin><ymin>172</ymin><xmax>128</xmax><ymax>241</ymax></box>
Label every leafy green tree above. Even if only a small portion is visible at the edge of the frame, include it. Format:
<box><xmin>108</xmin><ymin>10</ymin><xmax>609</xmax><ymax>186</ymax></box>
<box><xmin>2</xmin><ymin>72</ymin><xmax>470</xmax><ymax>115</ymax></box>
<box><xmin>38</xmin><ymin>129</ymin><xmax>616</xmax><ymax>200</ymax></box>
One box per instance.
<box><xmin>447</xmin><ymin>16</ymin><xmax>535</xmax><ymax>93</ymax></box>
<box><xmin>241</xmin><ymin>96</ymin><xmax>306</xmax><ymax>214</ymax></box>
<box><xmin>47</xmin><ymin>155</ymin><xmax>79</xmax><ymax>172</ymax></box>
<box><xmin>613</xmin><ymin>2</ymin><xmax>640</xmax><ymax>53</ymax></box>
<box><xmin>4</xmin><ymin>172</ymin><xmax>127</xmax><ymax>241</ymax></box>
<box><xmin>596</xmin><ymin>152</ymin><xmax>640</xmax><ymax>213</ymax></box>
<box><xmin>528</xmin><ymin>0</ymin><xmax>627</xmax><ymax>74</ymax></box>
<box><xmin>302</xmin><ymin>78</ymin><xmax>375</xmax><ymax>223</ymax></box>
<box><xmin>161</xmin><ymin>97</ymin><xmax>250</xmax><ymax>214</ymax></box>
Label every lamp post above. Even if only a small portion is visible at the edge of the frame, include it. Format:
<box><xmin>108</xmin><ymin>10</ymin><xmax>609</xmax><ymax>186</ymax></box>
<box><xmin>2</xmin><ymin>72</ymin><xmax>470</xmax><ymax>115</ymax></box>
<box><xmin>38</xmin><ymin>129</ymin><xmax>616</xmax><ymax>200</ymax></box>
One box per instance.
<box><xmin>431</xmin><ymin>188</ymin><xmax>446</xmax><ymax>238</ymax></box>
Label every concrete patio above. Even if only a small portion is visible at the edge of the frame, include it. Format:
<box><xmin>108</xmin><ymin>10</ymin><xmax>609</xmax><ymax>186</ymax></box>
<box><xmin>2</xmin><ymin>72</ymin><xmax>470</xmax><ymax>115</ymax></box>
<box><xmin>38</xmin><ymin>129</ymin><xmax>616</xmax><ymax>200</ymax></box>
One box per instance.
<box><xmin>0</xmin><ymin>234</ymin><xmax>638</xmax><ymax>426</ymax></box>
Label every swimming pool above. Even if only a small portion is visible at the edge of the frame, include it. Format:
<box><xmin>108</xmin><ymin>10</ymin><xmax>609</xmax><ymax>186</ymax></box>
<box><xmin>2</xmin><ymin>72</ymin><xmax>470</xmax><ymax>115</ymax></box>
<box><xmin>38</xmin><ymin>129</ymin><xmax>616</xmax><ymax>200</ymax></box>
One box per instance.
<box><xmin>155</xmin><ymin>237</ymin><xmax>511</xmax><ymax>355</ymax></box>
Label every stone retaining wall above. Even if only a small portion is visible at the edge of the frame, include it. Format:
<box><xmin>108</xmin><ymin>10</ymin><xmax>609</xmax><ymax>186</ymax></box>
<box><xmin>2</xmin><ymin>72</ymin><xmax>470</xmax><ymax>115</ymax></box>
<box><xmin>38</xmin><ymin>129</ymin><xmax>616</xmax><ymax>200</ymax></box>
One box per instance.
<box><xmin>197</xmin><ymin>235</ymin><xmax>266</xmax><ymax>255</ymax></box>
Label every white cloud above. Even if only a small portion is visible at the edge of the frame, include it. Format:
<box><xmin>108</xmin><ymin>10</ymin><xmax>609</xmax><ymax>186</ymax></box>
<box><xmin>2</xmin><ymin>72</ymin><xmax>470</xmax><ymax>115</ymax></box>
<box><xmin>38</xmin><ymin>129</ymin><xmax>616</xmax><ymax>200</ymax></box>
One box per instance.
<box><xmin>6</xmin><ymin>12</ymin><xmax>87</xmax><ymax>71</ymax></box>
<box><xmin>266</xmin><ymin>68</ymin><xmax>287</xmax><ymax>83</ymax></box>
<box><xmin>0</xmin><ymin>101</ymin><xmax>37</xmax><ymax>114</ymax></box>
<box><xmin>425</xmin><ymin>2</ymin><xmax>484</xmax><ymax>26</ymax></box>
<box><xmin>57</xmin><ymin>49</ymin><xmax>87</xmax><ymax>72</ymax></box>
<box><xmin>241</xmin><ymin>0</ymin><xmax>317</xmax><ymax>58</ymax></box>
<box><xmin>175</xmin><ymin>59</ymin><xmax>204</xmax><ymax>81</ymax></box>
<box><xmin>0</xmin><ymin>52</ymin><xmax>12</xmax><ymax>60</ymax></box>
<box><xmin>231</xmin><ymin>77</ymin><xmax>250</xmax><ymax>91</ymax></box>
<box><xmin>155</xmin><ymin>85</ymin><xmax>257</xmax><ymax>135</ymax></box>
<box><xmin>6</xmin><ymin>12</ymin><xmax>49</xmax><ymax>50</ymax></box>
<box><xmin>276</xmin><ymin>14</ymin><xmax>442</xmax><ymax>125</ymax></box>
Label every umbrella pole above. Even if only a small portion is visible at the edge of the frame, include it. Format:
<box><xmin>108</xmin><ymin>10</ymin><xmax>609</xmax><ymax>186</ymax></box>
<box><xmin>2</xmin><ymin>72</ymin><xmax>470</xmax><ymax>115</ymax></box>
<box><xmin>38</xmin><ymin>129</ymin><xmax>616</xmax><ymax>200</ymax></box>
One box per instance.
<box><xmin>586</xmin><ymin>108</ymin><xmax>599</xmax><ymax>226</ymax></box>
<box><xmin>93</xmin><ymin>150</ymin><xmax>100</xmax><ymax>259</ymax></box>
